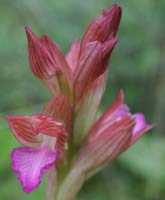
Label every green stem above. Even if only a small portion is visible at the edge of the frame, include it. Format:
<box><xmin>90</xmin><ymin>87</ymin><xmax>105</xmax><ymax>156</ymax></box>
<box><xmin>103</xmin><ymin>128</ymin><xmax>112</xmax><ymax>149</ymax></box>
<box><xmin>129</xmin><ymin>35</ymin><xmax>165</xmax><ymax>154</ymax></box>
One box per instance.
<box><xmin>55</xmin><ymin>167</ymin><xmax>85</xmax><ymax>200</ymax></box>
<box><xmin>46</xmin><ymin>167</ymin><xmax>57</xmax><ymax>200</ymax></box>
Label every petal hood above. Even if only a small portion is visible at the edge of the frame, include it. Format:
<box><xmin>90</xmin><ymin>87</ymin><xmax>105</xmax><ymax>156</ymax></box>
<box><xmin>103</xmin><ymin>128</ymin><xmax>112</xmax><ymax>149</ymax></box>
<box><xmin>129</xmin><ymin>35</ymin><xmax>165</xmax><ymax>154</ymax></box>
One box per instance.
<box><xmin>44</xmin><ymin>94</ymin><xmax>72</xmax><ymax>133</ymax></box>
<box><xmin>6</xmin><ymin>114</ymin><xmax>67</xmax><ymax>151</ymax></box>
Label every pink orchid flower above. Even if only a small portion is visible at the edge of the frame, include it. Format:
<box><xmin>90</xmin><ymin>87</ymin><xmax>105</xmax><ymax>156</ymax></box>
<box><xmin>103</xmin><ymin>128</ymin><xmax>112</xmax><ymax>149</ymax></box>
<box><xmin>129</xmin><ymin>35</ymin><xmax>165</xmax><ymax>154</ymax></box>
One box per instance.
<box><xmin>6</xmin><ymin>4</ymin><xmax>153</xmax><ymax>198</ymax></box>
<box><xmin>54</xmin><ymin>90</ymin><xmax>153</xmax><ymax>200</ymax></box>
<box><xmin>6</xmin><ymin>114</ymin><xmax>67</xmax><ymax>193</ymax></box>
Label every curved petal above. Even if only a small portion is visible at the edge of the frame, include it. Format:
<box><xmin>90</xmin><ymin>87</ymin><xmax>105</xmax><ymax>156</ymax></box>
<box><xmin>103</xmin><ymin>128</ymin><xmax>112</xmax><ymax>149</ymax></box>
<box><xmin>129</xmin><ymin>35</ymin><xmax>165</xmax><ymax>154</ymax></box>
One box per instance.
<box><xmin>40</xmin><ymin>35</ymin><xmax>73</xmax><ymax>89</ymax></box>
<box><xmin>79</xmin><ymin>89</ymin><xmax>135</xmax><ymax>173</ymax></box>
<box><xmin>74</xmin><ymin>41</ymin><xmax>102</xmax><ymax>98</ymax></box>
<box><xmin>11</xmin><ymin>146</ymin><xmax>59</xmax><ymax>193</ymax></box>
<box><xmin>44</xmin><ymin>94</ymin><xmax>72</xmax><ymax>133</ymax></box>
<box><xmin>25</xmin><ymin>27</ymin><xmax>58</xmax><ymax>79</ymax></box>
<box><xmin>88</xmin><ymin>89</ymin><xmax>130</xmax><ymax>139</ymax></box>
<box><xmin>74</xmin><ymin>38</ymin><xmax>118</xmax><ymax>99</ymax></box>
<box><xmin>6</xmin><ymin>115</ymin><xmax>40</xmax><ymax>147</ymax></box>
<box><xmin>101</xmin><ymin>37</ymin><xmax>118</xmax><ymax>73</ymax></box>
<box><xmin>73</xmin><ymin>115</ymin><xmax>134</xmax><ymax>178</ymax></box>
<box><xmin>66</xmin><ymin>39</ymin><xmax>80</xmax><ymax>72</ymax></box>
<box><xmin>74</xmin><ymin>41</ymin><xmax>101</xmax><ymax>82</ymax></box>
<box><xmin>35</xmin><ymin>115</ymin><xmax>64</xmax><ymax>137</ymax></box>
<box><xmin>25</xmin><ymin>27</ymin><xmax>72</xmax><ymax>96</ymax></box>
<box><xmin>86</xmin><ymin>90</ymin><xmax>153</xmax><ymax>146</ymax></box>
<box><xmin>130</xmin><ymin>113</ymin><xmax>154</xmax><ymax>145</ymax></box>
<box><xmin>6</xmin><ymin>114</ymin><xmax>68</xmax><ymax>151</ymax></box>
<box><xmin>36</xmin><ymin>116</ymin><xmax>68</xmax><ymax>151</ymax></box>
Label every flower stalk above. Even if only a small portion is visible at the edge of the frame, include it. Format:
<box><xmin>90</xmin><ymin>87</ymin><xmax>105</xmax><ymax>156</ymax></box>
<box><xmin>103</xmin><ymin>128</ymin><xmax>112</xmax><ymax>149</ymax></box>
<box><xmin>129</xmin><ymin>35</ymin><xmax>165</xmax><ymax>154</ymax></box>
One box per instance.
<box><xmin>46</xmin><ymin>167</ymin><xmax>57</xmax><ymax>200</ymax></box>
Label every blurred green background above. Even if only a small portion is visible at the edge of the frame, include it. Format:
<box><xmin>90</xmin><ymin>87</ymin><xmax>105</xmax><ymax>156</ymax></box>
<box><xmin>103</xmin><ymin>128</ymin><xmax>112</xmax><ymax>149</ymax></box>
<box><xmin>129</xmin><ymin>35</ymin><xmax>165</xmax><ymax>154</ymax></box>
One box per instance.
<box><xmin>0</xmin><ymin>0</ymin><xmax>164</xmax><ymax>199</ymax></box>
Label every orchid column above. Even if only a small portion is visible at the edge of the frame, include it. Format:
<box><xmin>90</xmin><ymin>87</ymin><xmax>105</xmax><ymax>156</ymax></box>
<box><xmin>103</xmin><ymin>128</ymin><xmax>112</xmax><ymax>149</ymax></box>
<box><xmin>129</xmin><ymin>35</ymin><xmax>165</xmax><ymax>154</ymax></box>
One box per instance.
<box><xmin>6</xmin><ymin>4</ymin><xmax>153</xmax><ymax>200</ymax></box>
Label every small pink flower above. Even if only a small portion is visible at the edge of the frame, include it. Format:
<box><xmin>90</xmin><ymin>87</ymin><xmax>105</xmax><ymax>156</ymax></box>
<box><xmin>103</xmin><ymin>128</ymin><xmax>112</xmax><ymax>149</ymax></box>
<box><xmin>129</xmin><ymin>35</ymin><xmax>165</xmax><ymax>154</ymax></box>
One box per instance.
<box><xmin>71</xmin><ymin>90</ymin><xmax>153</xmax><ymax>173</ymax></box>
<box><xmin>6</xmin><ymin>114</ymin><xmax>67</xmax><ymax>193</ymax></box>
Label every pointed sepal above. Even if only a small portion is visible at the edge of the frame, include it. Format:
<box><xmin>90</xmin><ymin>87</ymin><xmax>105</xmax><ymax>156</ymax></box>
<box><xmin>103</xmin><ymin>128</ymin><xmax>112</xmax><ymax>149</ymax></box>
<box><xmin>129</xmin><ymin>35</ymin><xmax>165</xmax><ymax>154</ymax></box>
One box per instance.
<box><xmin>25</xmin><ymin>27</ymin><xmax>58</xmax><ymax>80</ymax></box>
<box><xmin>74</xmin><ymin>38</ymin><xmax>117</xmax><ymax>98</ymax></box>
<box><xmin>6</xmin><ymin>115</ymin><xmax>40</xmax><ymax>147</ymax></box>
<box><xmin>44</xmin><ymin>94</ymin><xmax>72</xmax><ymax>133</ymax></box>
<box><xmin>40</xmin><ymin>34</ymin><xmax>73</xmax><ymax>88</ymax></box>
<box><xmin>81</xmin><ymin>4</ymin><xmax>121</xmax><ymax>46</ymax></box>
<box><xmin>66</xmin><ymin>39</ymin><xmax>80</xmax><ymax>72</ymax></box>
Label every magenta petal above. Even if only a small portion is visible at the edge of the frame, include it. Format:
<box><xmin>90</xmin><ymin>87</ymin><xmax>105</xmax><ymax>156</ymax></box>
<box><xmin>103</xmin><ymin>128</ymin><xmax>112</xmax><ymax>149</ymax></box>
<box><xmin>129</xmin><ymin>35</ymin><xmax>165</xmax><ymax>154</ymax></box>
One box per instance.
<box><xmin>11</xmin><ymin>147</ymin><xmax>59</xmax><ymax>193</ymax></box>
<box><xmin>133</xmin><ymin>113</ymin><xmax>147</xmax><ymax>134</ymax></box>
<box><xmin>130</xmin><ymin>113</ymin><xmax>153</xmax><ymax>145</ymax></box>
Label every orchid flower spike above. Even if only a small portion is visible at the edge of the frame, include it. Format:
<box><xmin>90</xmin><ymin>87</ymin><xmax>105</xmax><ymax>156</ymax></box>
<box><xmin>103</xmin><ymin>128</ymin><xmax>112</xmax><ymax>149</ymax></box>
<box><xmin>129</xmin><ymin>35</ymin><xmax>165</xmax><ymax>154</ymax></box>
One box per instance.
<box><xmin>6</xmin><ymin>3</ymin><xmax>153</xmax><ymax>199</ymax></box>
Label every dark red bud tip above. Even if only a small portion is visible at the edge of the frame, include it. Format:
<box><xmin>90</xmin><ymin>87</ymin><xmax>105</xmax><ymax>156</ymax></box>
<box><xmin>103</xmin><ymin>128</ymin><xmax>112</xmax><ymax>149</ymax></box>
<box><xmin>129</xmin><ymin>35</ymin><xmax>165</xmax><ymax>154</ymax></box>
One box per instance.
<box><xmin>104</xmin><ymin>4</ymin><xmax>122</xmax><ymax>37</ymax></box>
<box><xmin>25</xmin><ymin>26</ymin><xmax>38</xmax><ymax>43</ymax></box>
<box><xmin>111</xmin><ymin>3</ymin><xmax>122</xmax><ymax>10</ymax></box>
<box><xmin>25</xmin><ymin>26</ymin><xmax>30</xmax><ymax>32</ymax></box>
<box><xmin>81</xmin><ymin>4</ymin><xmax>122</xmax><ymax>46</ymax></box>
<box><xmin>104</xmin><ymin>3</ymin><xmax>122</xmax><ymax>15</ymax></box>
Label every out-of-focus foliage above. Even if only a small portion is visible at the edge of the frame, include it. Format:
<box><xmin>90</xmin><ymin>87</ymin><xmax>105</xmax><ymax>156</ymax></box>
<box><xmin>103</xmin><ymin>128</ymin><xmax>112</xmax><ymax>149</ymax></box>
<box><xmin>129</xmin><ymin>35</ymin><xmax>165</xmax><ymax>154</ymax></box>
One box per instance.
<box><xmin>0</xmin><ymin>0</ymin><xmax>164</xmax><ymax>199</ymax></box>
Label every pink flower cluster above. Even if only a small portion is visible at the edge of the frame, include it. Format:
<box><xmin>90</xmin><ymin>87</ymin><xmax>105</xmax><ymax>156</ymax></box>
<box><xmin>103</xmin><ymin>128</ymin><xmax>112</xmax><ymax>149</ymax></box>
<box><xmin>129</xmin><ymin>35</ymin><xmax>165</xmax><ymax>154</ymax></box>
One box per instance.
<box><xmin>6</xmin><ymin>4</ymin><xmax>152</xmax><ymax>194</ymax></box>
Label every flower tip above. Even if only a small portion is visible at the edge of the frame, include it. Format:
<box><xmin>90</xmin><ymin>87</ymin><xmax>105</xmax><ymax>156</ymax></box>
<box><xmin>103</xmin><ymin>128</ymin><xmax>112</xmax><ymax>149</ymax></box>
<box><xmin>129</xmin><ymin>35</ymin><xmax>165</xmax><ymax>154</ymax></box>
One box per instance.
<box><xmin>5</xmin><ymin>115</ymin><xmax>14</xmax><ymax>123</ymax></box>
<box><xmin>25</xmin><ymin>26</ymin><xmax>30</xmax><ymax>32</ymax></box>
<box><xmin>104</xmin><ymin>3</ymin><xmax>122</xmax><ymax>17</ymax></box>
<box><xmin>116</xmin><ymin>88</ymin><xmax>124</xmax><ymax>102</ymax></box>
<box><xmin>22</xmin><ymin>182</ymin><xmax>38</xmax><ymax>194</ymax></box>
<box><xmin>25</xmin><ymin>26</ymin><xmax>37</xmax><ymax>42</ymax></box>
<box><xmin>147</xmin><ymin>123</ymin><xmax>155</xmax><ymax>130</ymax></box>
<box><xmin>112</xmin><ymin>3</ymin><xmax>122</xmax><ymax>10</ymax></box>
<box><xmin>111</xmin><ymin>37</ymin><xmax>118</xmax><ymax>45</ymax></box>
<box><xmin>133</xmin><ymin>113</ymin><xmax>153</xmax><ymax>135</ymax></box>
<box><xmin>111</xmin><ymin>3</ymin><xmax>122</xmax><ymax>14</ymax></box>
<box><xmin>25</xmin><ymin>26</ymin><xmax>32</xmax><ymax>36</ymax></box>
<box><xmin>23</xmin><ymin>187</ymin><xmax>32</xmax><ymax>194</ymax></box>
<box><xmin>5</xmin><ymin>115</ymin><xmax>10</xmax><ymax>122</ymax></box>
<box><xmin>119</xmin><ymin>88</ymin><xmax>124</xmax><ymax>97</ymax></box>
